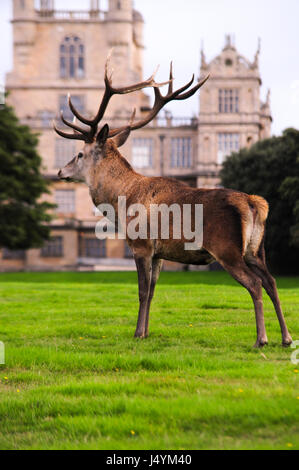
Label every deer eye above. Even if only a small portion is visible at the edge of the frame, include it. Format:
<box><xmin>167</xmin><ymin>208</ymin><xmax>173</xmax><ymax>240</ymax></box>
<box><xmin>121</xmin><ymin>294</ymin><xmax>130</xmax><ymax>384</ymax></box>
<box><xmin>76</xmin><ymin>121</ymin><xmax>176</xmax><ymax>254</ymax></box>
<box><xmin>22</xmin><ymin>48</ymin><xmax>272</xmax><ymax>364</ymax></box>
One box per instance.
<box><xmin>78</xmin><ymin>152</ymin><xmax>83</xmax><ymax>159</ymax></box>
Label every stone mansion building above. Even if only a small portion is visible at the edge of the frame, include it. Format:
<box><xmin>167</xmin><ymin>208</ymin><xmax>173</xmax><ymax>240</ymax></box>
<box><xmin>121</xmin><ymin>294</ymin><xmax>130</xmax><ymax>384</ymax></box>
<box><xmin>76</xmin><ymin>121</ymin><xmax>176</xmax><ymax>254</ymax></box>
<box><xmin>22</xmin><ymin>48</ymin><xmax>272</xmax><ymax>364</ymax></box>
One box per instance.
<box><xmin>2</xmin><ymin>0</ymin><xmax>272</xmax><ymax>271</ymax></box>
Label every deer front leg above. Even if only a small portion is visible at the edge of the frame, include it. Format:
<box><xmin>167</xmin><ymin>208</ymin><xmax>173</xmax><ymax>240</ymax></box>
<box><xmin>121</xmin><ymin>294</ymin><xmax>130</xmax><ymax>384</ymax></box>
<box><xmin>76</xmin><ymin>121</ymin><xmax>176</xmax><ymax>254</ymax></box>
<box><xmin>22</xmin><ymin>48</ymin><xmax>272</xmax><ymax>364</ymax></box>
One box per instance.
<box><xmin>134</xmin><ymin>256</ymin><xmax>152</xmax><ymax>338</ymax></box>
<box><xmin>144</xmin><ymin>258</ymin><xmax>163</xmax><ymax>338</ymax></box>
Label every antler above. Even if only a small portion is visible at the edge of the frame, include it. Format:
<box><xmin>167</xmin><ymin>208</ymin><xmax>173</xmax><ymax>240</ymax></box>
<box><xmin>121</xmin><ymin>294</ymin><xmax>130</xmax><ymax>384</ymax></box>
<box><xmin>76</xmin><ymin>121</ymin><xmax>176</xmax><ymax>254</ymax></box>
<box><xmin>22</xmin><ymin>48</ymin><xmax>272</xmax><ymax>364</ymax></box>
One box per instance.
<box><xmin>53</xmin><ymin>53</ymin><xmax>209</xmax><ymax>143</ymax></box>
<box><xmin>53</xmin><ymin>52</ymin><xmax>172</xmax><ymax>143</ymax></box>
<box><xmin>108</xmin><ymin>62</ymin><xmax>210</xmax><ymax>138</ymax></box>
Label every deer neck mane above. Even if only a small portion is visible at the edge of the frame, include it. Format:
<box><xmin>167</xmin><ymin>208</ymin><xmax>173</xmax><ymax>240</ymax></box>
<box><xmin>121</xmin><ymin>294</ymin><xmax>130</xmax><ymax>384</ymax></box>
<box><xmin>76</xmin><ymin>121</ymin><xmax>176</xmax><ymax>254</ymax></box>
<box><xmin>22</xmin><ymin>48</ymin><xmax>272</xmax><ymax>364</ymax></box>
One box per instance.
<box><xmin>88</xmin><ymin>140</ymin><xmax>141</xmax><ymax>209</ymax></box>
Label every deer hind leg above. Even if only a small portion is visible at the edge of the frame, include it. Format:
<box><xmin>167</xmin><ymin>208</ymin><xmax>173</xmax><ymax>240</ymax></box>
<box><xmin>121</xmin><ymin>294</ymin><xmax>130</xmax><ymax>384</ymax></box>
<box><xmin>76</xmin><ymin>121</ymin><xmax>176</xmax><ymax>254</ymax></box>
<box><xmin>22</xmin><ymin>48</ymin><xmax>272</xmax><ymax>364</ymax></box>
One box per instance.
<box><xmin>144</xmin><ymin>258</ymin><xmax>163</xmax><ymax>338</ymax></box>
<box><xmin>134</xmin><ymin>256</ymin><xmax>152</xmax><ymax>339</ymax></box>
<box><xmin>218</xmin><ymin>254</ymin><xmax>268</xmax><ymax>348</ymax></box>
<box><xmin>245</xmin><ymin>253</ymin><xmax>293</xmax><ymax>346</ymax></box>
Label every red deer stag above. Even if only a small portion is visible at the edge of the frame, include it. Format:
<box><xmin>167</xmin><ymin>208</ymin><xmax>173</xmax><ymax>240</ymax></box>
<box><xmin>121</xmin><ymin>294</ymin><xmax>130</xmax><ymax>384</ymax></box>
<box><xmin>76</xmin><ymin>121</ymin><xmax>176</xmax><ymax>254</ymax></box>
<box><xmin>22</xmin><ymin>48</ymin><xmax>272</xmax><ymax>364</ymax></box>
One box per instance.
<box><xmin>54</xmin><ymin>55</ymin><xmax>292</xmax><ymax>348</ymax></box>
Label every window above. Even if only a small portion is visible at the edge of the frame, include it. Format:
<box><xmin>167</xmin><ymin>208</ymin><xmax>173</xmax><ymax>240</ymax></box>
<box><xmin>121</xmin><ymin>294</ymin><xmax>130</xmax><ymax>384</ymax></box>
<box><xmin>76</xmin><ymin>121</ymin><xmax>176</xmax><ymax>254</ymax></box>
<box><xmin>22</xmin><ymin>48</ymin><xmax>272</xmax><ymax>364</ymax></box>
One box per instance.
<box><xmin>2</xmin><ymin>248</ymin><xmax>25</xmax><ymax>260</ymax></box>
<box><xmin>225</xmin><ymin>58</ymin><xmax>233</xmax><ymax>66</ymax></box>
<box><xmin>219</xmin><ymin>89</ymin><xmax>239</xmax><ymax>113</ymax></box>
<box><xmin>81</xmin><ymin>238</ymin><xmax>106</xmax><ymax>258</ymax></box>
<box><xmin>217</xmin><ymin>133</ymin><xmax>240</xmax><ymax>164</ymax></box>
<box><xmin>171</xmin><ymin>138</ymin><xmax>192</xmax><ymax>168</ymax></box>
<box><xmin>55</xmin><ymin>189</ymin><xmax>75</xmax><ymax>213</ymax></box>
<box><xmin>59</xmin><ymin>95</ymin><xmax>85</xmax><ymax>122</ymax></box>
<box><xmin>41</xmin><ymin>236</ymin><xmax>63</xmax><ymax>257</ymax></box>
<box><xmin>38</xmin><ymin>110</ymin><xmax>55</xmax><ymax>128</ymax></box>
<box><xmin>55</xmin><ymin>139</ymin><xmax>76</xmax><ymax>168</ymax></box>
<box><xmin>60</xmin><ymin>36</ymin><xmax>85</xmax><ymax>79</ymax></box>
<box><xmin>40</xmin><ymin>0</ymin><xmax>54</xmax><ymax>9</ymax></box>
<box><xmin>132</xmin><ymin>138</ymin><xmax>153</xmax><ymax>169</ymax></box>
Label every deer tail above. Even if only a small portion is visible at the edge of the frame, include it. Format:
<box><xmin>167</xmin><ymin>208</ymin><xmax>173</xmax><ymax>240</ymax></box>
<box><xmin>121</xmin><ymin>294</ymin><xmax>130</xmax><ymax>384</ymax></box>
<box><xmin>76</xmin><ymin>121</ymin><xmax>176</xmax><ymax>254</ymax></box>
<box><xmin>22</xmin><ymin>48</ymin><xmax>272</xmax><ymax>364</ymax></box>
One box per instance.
<box><xmin>248</xmin><ymin>195</ymin><xmax>269</xmax><ymax>225</ymax></box>
<box><xmin>246</xmin><ymin>195</ymin><xmax>269</xmax><ymax>256</ymax></box>
<box><xmin>226</xmin><ymin>192</ymin><xmax>269</xmax><ymax>257</ymax></box>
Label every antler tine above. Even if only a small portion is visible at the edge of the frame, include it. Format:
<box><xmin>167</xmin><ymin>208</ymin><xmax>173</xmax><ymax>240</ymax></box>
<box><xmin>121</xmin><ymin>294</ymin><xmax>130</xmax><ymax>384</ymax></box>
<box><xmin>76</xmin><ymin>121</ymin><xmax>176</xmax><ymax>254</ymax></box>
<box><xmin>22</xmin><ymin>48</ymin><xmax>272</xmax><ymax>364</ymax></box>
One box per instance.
<box><xmin>60</xmin><ymin>110</ymin><xmax>91</xmax><ymax>137</ymax></box>
<box><xmin>72</xmin><ymin>117</ymin><xmax>82</xmax><ymax>135</ymax></box>
<box><xmin>68</xmin><ymin>94</ymin><xmax>91</xmax><ymax>126</ymax></box>
<box><xmin>168</xmin><ymin>62</ymin><xmax>173</xmax><ymax>95</ymax></box>
<box><xmin>53</xmin><ymin>120</ymin><xmax>88</xmax><ymax>142</ymax></box>
<box><xmin>175</xmin><ymin>74</ymin><xmax>210</xmax><ymax>101</ymax></box>
<box><xmin>106</xmin><ymin>68</ymin><xmax>172</xmax><ymax>95</ymax></box>
<box><xmin>169</xmin><ymin>74</ymin><xmax>195</xmax><ymax>99</ymax></box>
<box><xmin>129</xmin><ymin>107</ymin><xmax>136</xmax><ymax>126</ymax></box>
<box><xmin>105</xmin><ymin>48</ymin><xmax>114</xmax><ymax>82</ymax></box>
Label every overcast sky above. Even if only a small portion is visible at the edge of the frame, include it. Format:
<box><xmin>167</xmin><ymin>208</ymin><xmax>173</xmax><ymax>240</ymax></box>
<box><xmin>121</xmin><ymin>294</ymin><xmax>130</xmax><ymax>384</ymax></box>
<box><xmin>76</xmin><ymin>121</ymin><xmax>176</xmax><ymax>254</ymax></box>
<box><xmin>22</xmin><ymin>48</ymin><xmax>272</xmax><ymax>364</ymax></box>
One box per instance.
<box><xmin>1</xmin><ymin>0</ymin><xmax>299</xmax><ymax>135</ymax></box>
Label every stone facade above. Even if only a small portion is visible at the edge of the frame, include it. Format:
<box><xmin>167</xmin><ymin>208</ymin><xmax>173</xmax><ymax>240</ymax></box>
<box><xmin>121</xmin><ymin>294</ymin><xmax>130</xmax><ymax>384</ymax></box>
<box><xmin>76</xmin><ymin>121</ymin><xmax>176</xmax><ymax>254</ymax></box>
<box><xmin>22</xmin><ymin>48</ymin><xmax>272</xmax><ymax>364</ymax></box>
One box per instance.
<box><xmin>197</xmin><ymin>35</ymin><xmax>272</xmax><ymax>187</ymax></box>
<box><xmin>2</xmin><ymin>1</ymin><xmax>272</xmax><ymax>271</ymax></box>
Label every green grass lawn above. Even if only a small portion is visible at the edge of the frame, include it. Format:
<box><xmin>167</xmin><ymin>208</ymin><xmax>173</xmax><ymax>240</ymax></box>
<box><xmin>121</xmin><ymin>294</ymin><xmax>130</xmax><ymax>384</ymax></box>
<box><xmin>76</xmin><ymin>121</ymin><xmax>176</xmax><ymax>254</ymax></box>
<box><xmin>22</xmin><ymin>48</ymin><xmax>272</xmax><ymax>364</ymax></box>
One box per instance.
<box><xmin>0</xmin><ymin>271</ymin><xmax>298</xmax><ymax>450</ymax></box>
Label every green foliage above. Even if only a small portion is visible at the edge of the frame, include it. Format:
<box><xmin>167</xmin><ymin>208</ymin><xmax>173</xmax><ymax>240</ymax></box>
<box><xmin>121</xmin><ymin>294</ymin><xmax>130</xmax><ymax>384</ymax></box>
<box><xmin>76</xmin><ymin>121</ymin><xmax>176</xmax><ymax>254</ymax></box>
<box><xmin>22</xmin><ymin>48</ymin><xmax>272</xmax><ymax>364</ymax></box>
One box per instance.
<box><xmin>0</xmin><ymin>272</ymin><xmax>298</xmax><ymax>450</ymax></box>
<box><xmin>0</xmin><ymin>101</ymin><xmax>53</xmax><ymax>249</ymax></box>
<box><xmin>220</xmin><ymin>128</ymin><xmax>299</xmax><ymax>274</ymax></box>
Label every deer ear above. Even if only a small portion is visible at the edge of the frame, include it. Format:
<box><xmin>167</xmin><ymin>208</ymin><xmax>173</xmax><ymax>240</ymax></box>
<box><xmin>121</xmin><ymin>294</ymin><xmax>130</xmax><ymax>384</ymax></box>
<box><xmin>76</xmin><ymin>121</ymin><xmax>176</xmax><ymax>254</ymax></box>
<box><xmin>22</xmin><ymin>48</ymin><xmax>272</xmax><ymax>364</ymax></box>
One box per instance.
<box><xmin>112</xmin><ymin>128</ymin><xmax>131</xmax><ymax>148</ymax></box>
<box><xmin>96</xmin><ymin>124</ymin><xmax>109</xmax><ymax>146</ymax></box>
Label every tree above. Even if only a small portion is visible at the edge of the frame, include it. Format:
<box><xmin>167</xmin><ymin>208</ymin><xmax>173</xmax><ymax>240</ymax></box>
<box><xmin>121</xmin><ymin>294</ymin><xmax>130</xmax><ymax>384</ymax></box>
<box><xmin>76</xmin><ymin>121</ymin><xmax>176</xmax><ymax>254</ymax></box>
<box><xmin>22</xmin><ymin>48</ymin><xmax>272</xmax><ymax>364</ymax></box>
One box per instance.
<box><xmin>220</xmin><ymin>128</ymin><xmax>299</xmax><ymax>274</ymax></box>
<box><xmin>0</xmin><ymin>101</ymin><xmax>53</xmax><ymax>251</ymax></box>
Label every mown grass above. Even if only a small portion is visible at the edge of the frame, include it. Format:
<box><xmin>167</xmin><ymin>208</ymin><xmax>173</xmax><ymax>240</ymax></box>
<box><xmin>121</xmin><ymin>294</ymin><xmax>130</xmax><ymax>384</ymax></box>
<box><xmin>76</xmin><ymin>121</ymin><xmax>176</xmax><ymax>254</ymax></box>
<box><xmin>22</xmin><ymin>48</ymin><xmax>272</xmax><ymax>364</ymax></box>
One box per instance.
<box><xmin>0</xmin><ymin>271</ymin><xmax>298</xmax><ymax>450</ymax></box>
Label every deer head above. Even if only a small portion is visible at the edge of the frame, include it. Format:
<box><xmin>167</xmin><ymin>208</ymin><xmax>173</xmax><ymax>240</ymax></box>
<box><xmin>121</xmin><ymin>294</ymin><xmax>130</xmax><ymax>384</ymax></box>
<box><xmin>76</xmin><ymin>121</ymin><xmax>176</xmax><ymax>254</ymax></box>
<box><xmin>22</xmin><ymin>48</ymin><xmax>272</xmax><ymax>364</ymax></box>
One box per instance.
<box><xmin>57</xmin><ymin>124</ymin><xmax>110</xmax><ymax>182</ymax></box>
<box><xmin>54</xmin><ymin>53</ymin><xmax>209</xmax><ymax>183</ymax></box>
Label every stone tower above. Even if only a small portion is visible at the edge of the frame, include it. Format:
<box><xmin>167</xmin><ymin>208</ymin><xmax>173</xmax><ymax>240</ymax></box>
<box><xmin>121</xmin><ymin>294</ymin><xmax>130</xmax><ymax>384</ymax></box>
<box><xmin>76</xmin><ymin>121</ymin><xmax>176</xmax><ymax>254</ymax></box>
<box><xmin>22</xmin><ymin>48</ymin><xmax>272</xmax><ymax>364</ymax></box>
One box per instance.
<box><xmin>4</xmin><ymin>0</ymin><xmax>147</xmax><ymax>271</ymax></box>
<box><xmin>197</xmin><ymin>35</ymin><xmax>272</xmax><ymax>188</ymax></box>
<box><xmin>11</xmin><ymin>0</ymin><xmax>37</xmax><ymax>79</ymax></box>
<box><xmin>106</xmin><ymin>0</ymin><xmax>146</xmax><ymax>114</ymax></box>
<box><xmin>106</xmin><ymin>0</ymin><xmax>134</xmax><ymax>85</ymax></box>
<box><xmin>106</xmin><ymin>0</ymin><xmax>144</xmax><ymax>79</ymax></box>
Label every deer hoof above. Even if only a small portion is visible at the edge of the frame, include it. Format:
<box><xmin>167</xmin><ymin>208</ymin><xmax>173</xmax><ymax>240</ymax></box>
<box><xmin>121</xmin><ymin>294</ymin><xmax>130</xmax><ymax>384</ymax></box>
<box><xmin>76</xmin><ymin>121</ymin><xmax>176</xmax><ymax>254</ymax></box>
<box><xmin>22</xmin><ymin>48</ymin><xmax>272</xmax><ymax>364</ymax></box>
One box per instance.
<box><xmin>282</xmin><ymin>335</ymin><xmax>293</xmax><ymax>347</ymax></box>
<box><xmin>253</xmin><ymin>338</ymin><xmax>268</xmax><ymax>348</ymax></box>
<box><xmin>134</xmin><ymin>330</ymin><xmax>146</xmax><ymax>339</ymax></box>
